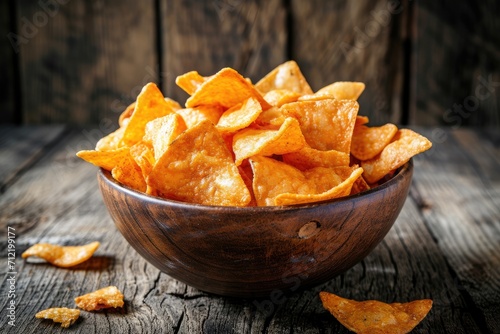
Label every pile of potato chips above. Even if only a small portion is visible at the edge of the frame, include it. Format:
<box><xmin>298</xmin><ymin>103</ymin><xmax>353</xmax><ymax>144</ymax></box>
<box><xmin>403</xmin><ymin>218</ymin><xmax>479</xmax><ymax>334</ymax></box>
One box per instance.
<box><xmin>77</xmin><ymin>61</ymin><xmax>431</xmax><ymax>206</ymax></box>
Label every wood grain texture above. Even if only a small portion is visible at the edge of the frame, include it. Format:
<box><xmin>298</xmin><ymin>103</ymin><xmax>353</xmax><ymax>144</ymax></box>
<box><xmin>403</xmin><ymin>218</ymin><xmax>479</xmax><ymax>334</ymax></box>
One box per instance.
<box><xmin>289</xmin><ymin>0</ymin><xmax>409</xmax><ymax>126</ymax></box>
<box><xmin>161</xmin><ymin>0</ymin><xmax>287</xmax><ymax>105</ymax></box>
<box><xmin>16</xmin><ymin>0</ymin><xmax>158</xmax><ymax>125</ymax></box>
<box><xmin>410</xmin><ymin>1</ymin><xmax>500</xmax><ymax>128</ymax></box>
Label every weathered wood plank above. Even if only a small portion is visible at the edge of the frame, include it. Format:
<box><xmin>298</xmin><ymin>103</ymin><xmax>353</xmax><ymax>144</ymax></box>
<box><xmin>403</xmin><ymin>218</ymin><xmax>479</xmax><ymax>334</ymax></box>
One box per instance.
<box><xmin>0</xmin><ymin>125</ymin><xmax>66</xmax><ymax>193</ymax></box>
<box><xmin>0</xmin><ymin>0</ymin><xmax>18</xmax><ymax>124</ymax></box>
<box><xmin>161</xmin><ymin>0</ymin><xmax>287</xmax><ymax>105</ymax></box>
<box><xmin>410</xmin><ymin>1</ymin><xmax>500</xmax><ymax>128</ymax></box>
<box><xmin>2</xmin><ymin>127</ymin><xmax>497</xmax><ymax>332</ymax></box>
<box><xmin>290</xmin><ymin>0</ymin><xmax>409</xmax><ymax>125</ymax></box>
<box><xmin>411</xmin><ymin>127</ymin><xmax>500</xmax><ymax>333</ymax></box>
<box><xmin>16</xmin><ymin>0</ymin><xmax>158</xmax><ymax>125</ymax></box>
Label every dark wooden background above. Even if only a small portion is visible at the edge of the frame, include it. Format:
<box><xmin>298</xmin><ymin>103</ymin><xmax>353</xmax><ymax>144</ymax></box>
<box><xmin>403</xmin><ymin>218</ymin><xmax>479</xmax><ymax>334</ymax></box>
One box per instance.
<box><xmin>1</xmin><ymin>0</ymin><xmax>499</xmax><ymax>128</ymax></box>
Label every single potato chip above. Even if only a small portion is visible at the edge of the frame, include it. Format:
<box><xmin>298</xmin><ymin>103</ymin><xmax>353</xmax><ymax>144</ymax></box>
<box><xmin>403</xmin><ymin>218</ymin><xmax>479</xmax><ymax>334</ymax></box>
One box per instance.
<box><xmin>143</xmin><ymin>113</ymin><xmax>187</xmax><ymax>160</ymax></box>
<box><xmin>320</xmin><ymin>291</ymin><xmax>432</xmax><ymax>334</ymax></box>
<box><xmin>232</xmin><ymin>117</ymin><xmax>307</xmax><ymax>166</ymax></box>
<box><xmin>299</xmin><ymin>81</ymin><xmax>365</xmax><ymax>101</ymax></box>
<box><xmin>263</xmin><ymin>89</ymin><xmax>301</xmax><ymax>107</ymax></box>
<box><xmin>175</xmin><ymin>70</ymin><xmax>207</xmax><ymax>95</ymax></box>
<box><xmin>176</xmin><ymin>105</ymin><xmax>224</xmax><ymax>129</ymax></box>
<box><xmin>282</xmin><ymin>145</ymin><xmax>349</xmax><ymax>170</ymax></box>
<box><xmin>22</xmin><ymin>241</ymin><xmax>100</xmax><ymax>268</ymax></box>
<box><xmin>350</xmin><ymin>123</ymin><xmax>398</xmax><ymax>161</ymax></box>
<box><xmin>148</xmin><ymin>120</ymin><xmax>251</xmax><ymax>206</ymax></box>
<box><xmin>75</xmin><ymin>286</ymin><xmax>124</xmax><ymax>311</ymax></box>
<box><xmin>250</xmin><ymin>156</ymin><xmax>362</xmax><ymax>206</ymax></box>
<box><xmin>281</xmin><ymin>99</ymin><xmax>359</xmax><ymax>153</ymax></box>
<box><xmin>255</xmin><ymin>60</ymin><xmax>313</xmax><ymax>95</ymax></box>
<box><xmin>186</xmin><ymin>67</ymin><xmax>271</xmax><ymax>110</ymax></box>
<box><xmin>361</xmin><ymin>129</ymin><xmax>432</xmax><ymax>184</ymax></box>
<box><xmin>111</xmin><ymin>151</ymin><xmax>147</xmax><ymax>193</ymax></box>
<box><xmin>120</xmin><ymin>83</ymin><xmax>178</xmax><ymax>147</ymax></box>
<box><xmin>76</xmin><ymin>147</ymin><xmax>130</xmax><ymax>171</ymax></box>
<box><xmin>35</xmin><ymin>307</ymin><xmax>80</xmax><ymax>328</ymax></box>
<box><xmin>217</xmin><ymin>97</ymin><xmax>263</xmax><ymax>133</ymax></box>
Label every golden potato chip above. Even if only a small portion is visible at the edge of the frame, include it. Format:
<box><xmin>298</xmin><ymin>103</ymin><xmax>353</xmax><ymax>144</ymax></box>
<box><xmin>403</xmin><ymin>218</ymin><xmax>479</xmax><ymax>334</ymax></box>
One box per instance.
<box><xmin>355</xmin><ymin>115</ymin><xmax>370</xmax><ymax>126</ymax></box>
<box><xmin>95</xmin><ymin>126</ymin><xmax>125</xmax><ymax>151</ymax></box>
<box><xmin>255</xmin><ymin>60</ymin><xmax>313</xmax><ymax>95</ymax></box>
<box><xmin>232</xmin><ymin>117</ymin><xmax>307</xmax><ymax>165</ymax></box>
<box><xmin>143</xmin><ymin>113</ymin><xmax>187</xmax><ymax>160</ymax></box>
<box><xmin>350</xmin><ymin>175</ymin><xmax>371</xmax><ymax>195</ymax></box>
<box><xmin>76</xmin><ymin>147</ymin><xmax>130</xmax><ymax>171</ymax></box>
<box><xmin>111</xmin><ymin>151</ymin><xmax>147</xmax><ymax>193</ymax></box>
<box><xmin>35</xmin><ymin>307</ymin><xmax>80</xmax><ymax>328</ymax></box>
<box><xmin>75</xmin><ymin>286</ymin><xmax>124</xmax><ymax>311</ymax></box>
<box><xmin>282</xmin><ymin>145</ymin><xmax>349</xmax><ymax>170</ymax></box>
<box><xmin>320</xmin><ymin>291</ymin><xmax>432</xmax><ymax>334</ymax></box>
<box><xmin>176</xmin><ymin>105</ymin><xmax>224</xmax><ymax>128</ymax></box>
<box><xmin>362</xmin><ymin>129</ymin><xmax>432</xmax><ymax>184</ymax></box>
<box><xmin>118</xmin><ymin>102</ymin><xmax>136</xmax><ymax>127</ymax></box>
<box><xmin>120</xmin><ymin>83</ymin><xmax>178</xmax><ymax>147</ymax></box>
<box><xmin>263</xmin><ymin>89</ymin><xmax>301</xmax><ymax>107</ymax></box>
<box><xmin>148</xmin><ymin>120</ymin><xmax>251</xmax><ymax>206</ymax></box>
<box><xmin>175</xmin><ymin>70</ymin><xmax>207</xmax><ymax>95</ymax></box>
<box><xmin>22</xmin><ymin>241</ymin><xmax>100</xmax><ymax>268</ymax></box>
<box><xmin>217</xmin><ymin>97</ymin><xmax>263</xmax><ymax>133</ymax></box>
<box><xmin>130</xmin><ymin>142</ymin><xmax>156</xmax><ymax>195</ymax></box>
<box><xmin>274</xmin><ymin>166</ymin><xmax>363</xmax><ymax>206</ymax></box>
<box><xmin>350</xmin><ymin>123</ymin><xmax>398</xmax><ymax>161</ymax></box>
<box><xmin>281</xmin><ymin>99</ymin><xmax>359</xmax><ymax>153</ymax></box>
<box><xmin>250</xmin><ymin>156</ymin><xmax>363</xmax><ymax>206</ymax></box>
<box><xmin>186</xmin><ymin>68</ymin><xmax>271</xmax><ymax>110</ymax></box>
<box><xmin>299</xmin><ymin>81</ymin><xmax>365</xmax><ymax>101</ymax></box>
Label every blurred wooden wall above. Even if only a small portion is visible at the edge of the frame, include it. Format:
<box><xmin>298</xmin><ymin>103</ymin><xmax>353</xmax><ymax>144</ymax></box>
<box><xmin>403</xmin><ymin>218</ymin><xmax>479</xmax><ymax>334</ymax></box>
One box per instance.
<box><xmin>1</xmin><ymin>0</ymin><xmax>499</xmax><ymax>128</ymax></box>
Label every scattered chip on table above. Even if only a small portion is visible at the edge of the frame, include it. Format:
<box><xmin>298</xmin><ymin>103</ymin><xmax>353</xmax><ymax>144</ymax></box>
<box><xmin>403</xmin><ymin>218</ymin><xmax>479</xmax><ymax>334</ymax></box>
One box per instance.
<box><xmin>75</xmin><ymin>286</ymin><xmax>124</xmax><ymax>311</ymax></box>
<box><xmin>320</xmin><ymin>291</ymin><xmax>432</xmax><ymax>334</ymax></box>
<box><xmin>35</xmin><ymin>307</ymin><xmax>80</xmax><ymax>328</ymax></box>
<box><xmin>22</xmin><ymin>241</ymin><xmax>100</xmax><ymax>268</ymax></box>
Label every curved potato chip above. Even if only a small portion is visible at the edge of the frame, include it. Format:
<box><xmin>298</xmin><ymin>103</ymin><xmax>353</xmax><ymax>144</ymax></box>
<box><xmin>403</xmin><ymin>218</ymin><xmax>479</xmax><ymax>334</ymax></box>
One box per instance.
<box><xmin>120</xmin><ymin>83</ymin><xmax>178</xmax><ymax>147</ymax></box>
<box><xmin>263</xmin><ymin>89</ymin><xmax>301</xmax><ymax>107</ymax></box>
<box><xmin>362</xmin><ymin>129</ymin><xmax>432</xmax><ymax>184</ymax></box>
<box><xmin>111</xmin><ymin>151</ymin><xmax>147</xmax><ymax>192</ymax></box>
<box><xmin>175</xmin><ymin>70</ymin><xmax>207</xmax><ymax>95</ymax></box>
<box><xmin>351</xmin><ymin>123</ymin><xmax>398</xmax><ymax>161</ymax></box>
<box><xmin>143</xmin><ymin>113</ymin><xmax>187</xmax><ymax>160</ymax></box>
<box><xmin>274</xmin><ymin>166</ymin><xmax>363</xmax><ymax>206</ymax></box>
<box><xmin>118</xmin><ymin>102</ymin><xmax>136</xmax><ymax>127</ymax></box>
<box><xmin>176</xmin><ymin>105</ymin><xmax>224</xmax><ymax>129</ymax></box>
<box><xmin>186</xmin><ymin>68</ymin><xmax>271</xmax><ymax>110</ymax></box>
<box><xmin>320</xmin><ymin>291</ymin><xmax>432</xmax><ymax>334</ymax></box>
<box><xmin>250</xmin><ymin>156</ymin><xmax>363</xmax><ymax>206</ymax></box>
<box><xmin>281</xmin><ymin>99</ymin><xmax>359</xmax><ymax>153</ymax></box>
<box><xmin>217</xmin><ymin>97</ymin><xmax>263</xmax><ymax>133</ymax></box>
<box><xmin>233</xmin><ymin>117</ymin><xmax>307</xmax><ymax>165</ymax></box>
<box><xmin>22</xmin><ymin>241</ymin><xmax>100</xmax><ymax>268</ymax></box>
<box><xmin>36</xmin><ymin>308</ymin><xmax>80</xmax><ymax>328</ymax></box>
<box><xmin>148</xmin><ymin>120</ymin><xmax>251</xmax><ymax>206</ymax></box>
<box><xmin>75</xmin><ymin>286</ymin><xmax>124</xmax><ymax>311</ymax></box>
<box><xmin>299</xmin><ymin>81</ymin><xmax>365</xmax><ymax>101</ymax></box>
<box><xmin>130</xmin><ymin>142</ymin><xmax>157</xmax><ymax>195</ymax></box>
<box><xmin>255</xmin><ymin>60</ymin><xmax>313</xmax><ymax>95</ymax></box>
<box><xmin>283</xmin><ymin>145</ymin><xmax>349</xmax><ymax>170</ymax></box>
<box><xmin>76</xmin><ymin>147</ymin><xmax>130</xmax><ymax>171</ymax></box>
<box><xmin>95</xmin><ymin>126</ymin><xmax>125</xmax><ymax>151</ymax></box>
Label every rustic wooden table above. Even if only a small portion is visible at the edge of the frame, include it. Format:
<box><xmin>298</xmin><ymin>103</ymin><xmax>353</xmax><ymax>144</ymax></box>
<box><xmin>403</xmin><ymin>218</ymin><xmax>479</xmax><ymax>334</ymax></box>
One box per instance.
<box><xmin>0</xmin><ymin>126</ymin><xmax>499</xmax><ymax>333</ymax></box>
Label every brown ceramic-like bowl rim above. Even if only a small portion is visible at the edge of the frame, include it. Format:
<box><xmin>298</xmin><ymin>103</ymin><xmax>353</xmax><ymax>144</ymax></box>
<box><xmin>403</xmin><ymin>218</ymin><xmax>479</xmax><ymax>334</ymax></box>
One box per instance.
<box><xmin>98</xmin><ymin>159</ymin><xmax>412</xmax><ymax>211</ymax></box>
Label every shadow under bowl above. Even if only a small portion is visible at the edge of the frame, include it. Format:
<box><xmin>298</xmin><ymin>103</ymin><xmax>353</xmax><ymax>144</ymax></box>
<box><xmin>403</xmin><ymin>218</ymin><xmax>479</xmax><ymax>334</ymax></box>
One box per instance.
<box><xmin>98</xmin><ymin>160</ymin><xmax>413</xmax><ymax>298</ymax></box>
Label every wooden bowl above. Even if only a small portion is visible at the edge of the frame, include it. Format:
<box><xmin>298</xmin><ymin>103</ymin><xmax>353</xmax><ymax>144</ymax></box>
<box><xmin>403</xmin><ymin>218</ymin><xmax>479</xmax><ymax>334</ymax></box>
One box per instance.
<box><xmin>98</xmin><ymin>160</ymin><xmax>413</xmax><ymax>298</ymax></box>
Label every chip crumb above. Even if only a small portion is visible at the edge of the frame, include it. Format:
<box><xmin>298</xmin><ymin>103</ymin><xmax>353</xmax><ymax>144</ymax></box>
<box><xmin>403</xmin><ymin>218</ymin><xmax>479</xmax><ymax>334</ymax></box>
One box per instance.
<box><xmin>35</xmin><ymin>307</ymin><xmax>80</xmax><ymax>328</ymax></box>
<box><xmin>75</xmin><ymin>286</ymin><xmax>124</xmax><ymax>311</ymax></box>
